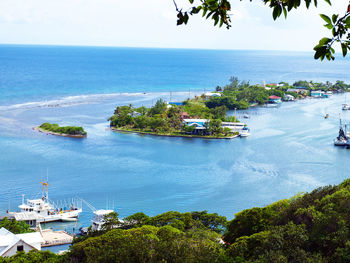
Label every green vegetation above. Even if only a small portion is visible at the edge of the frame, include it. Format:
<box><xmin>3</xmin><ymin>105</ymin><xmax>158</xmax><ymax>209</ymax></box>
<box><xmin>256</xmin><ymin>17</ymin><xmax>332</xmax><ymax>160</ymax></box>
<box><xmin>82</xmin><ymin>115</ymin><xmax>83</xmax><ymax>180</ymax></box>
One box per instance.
<box><xmin>205</xmin><ymin>77</ymin><xmax>350</xmax><ymax>110</ymax></box>
<box><xmin>293</xmin><ymin>79</ymin><xmax>350</xmax><ymax>91</ymax></box>
<box><xmin>6</xmin><ymin>179</ymin><xmax>350</xmax><ymax>262</ymax></box>
<box><xmin>0</xmin><ymin>217</ymin><xmax>33</xmax><ymax>234</ymax></box>
<box><xmin>109</xmin><ymin>99</ymin><xmax>239</xmax><ymax>138</ymax></box>
<box><xmin>0</xmin><ymin>250</ymin><xmax>61</xmax><ymax>263</ymax></box>
<box><xmin>173</xmin><ymin>0</ymin><xmax>350</xmax><ymax>61</ymax></box>
<box><xmin>39</xmin><ymin>122</ymin><xmax>87</xmax><ymax>136</ymax></box>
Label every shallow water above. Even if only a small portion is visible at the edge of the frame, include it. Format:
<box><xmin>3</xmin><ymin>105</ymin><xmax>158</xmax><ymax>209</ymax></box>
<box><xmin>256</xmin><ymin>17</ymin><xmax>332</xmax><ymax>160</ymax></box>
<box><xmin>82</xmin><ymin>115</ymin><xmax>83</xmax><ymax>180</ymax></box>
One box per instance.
<box><xmin>0</xmin><ymin>93</ymin><xmax>349</xmax><ymax>233</ymax></box>
<box><xmin>1</xmin><ymin>45</ymin><xmax>350</xmax><ymax>250</ymax></box>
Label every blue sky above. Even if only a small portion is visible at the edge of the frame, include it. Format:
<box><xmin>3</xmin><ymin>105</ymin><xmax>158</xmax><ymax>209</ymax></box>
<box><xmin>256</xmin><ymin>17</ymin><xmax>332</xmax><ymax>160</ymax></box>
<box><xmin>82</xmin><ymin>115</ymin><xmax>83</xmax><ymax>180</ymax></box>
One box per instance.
<box><xmin>0</xmin><ymin>0</ymin><xmax>347</xmax><ymax>51</ymax></box>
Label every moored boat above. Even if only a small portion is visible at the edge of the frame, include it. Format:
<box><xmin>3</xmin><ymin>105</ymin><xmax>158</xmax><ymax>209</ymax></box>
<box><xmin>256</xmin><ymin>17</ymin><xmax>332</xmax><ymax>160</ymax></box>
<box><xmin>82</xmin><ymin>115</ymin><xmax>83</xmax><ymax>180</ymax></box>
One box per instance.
<box><xmin>334</xmin><ymin>122</ymin><xmax>349</xmax><ymax>147</ymax></box>
<box><xmin>240</xmin><ymin>127</ymin><xmax>250</xmax><ymax>137</ymax></box>
<box><xmin>342</xmin><ymin>104</ymin><xmax>350</xmax><ymax>110</ymax></box>
<box><xmin>8</xmin><ymin>181</ymin><xmax>82</xmax><ymax>224</ymax></box>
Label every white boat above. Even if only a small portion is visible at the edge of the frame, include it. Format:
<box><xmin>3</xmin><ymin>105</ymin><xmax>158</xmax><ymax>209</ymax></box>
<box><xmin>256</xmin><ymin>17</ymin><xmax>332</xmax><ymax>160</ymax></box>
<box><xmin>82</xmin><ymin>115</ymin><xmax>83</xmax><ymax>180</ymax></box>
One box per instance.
<box><xmin>342</xmin><ymin>104</ymin><xmax>350</xmax><ymax>110</ymax></box>
<box><xmin>334</xmin><ymin>121</ymin><xmax>349</xmax><ymax>147</ymax></box>
<box><xmin>91</xmin><ymin>210</ymin><xmax>115</xmax><ymax>231</ymax></box>
<box><xmin>239</xmin><ymin>127</ymin><xmax>250</xmax><ymax>137</ymax></box>
<box><xmin>8</xmin><ymin>181</ymin><xmax>82</xmax><ymax>224</ymax></box>
<box><xmin>334</xmin><ymin>138</ymin><xmax>348</xmax><ymax>146</ymax></box>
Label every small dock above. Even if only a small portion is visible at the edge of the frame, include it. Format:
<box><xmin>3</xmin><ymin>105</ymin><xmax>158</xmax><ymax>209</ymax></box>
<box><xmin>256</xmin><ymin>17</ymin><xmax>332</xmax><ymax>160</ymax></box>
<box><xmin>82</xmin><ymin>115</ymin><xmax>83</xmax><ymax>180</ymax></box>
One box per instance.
<box><xmin>40</xmin><ymin>229</ymin><xmax>73</xmax><ymax>247</ymax></box>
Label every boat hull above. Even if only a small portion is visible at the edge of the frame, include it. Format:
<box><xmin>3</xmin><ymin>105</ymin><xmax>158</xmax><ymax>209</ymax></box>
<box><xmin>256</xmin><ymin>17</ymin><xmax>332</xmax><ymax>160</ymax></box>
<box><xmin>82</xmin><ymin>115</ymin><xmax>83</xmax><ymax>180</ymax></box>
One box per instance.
<box><xmin>38</xmin><ymin>209</ymin><xmax>82</xmax><ymax>223</ymax></box>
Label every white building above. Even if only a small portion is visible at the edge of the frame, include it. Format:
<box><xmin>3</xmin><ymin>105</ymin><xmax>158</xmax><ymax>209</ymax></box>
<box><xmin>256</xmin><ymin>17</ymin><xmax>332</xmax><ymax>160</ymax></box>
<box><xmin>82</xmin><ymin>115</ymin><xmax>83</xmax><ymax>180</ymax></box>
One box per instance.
<box><xmin>183</xmin><ymin>119</ymin><xmax>246</xmax><ymax>132</ymax></box>
<box><xmin>204</xmin><ymin>92</ymin><xmax>222</xmax><ymax>99</ymax></box>
<box><xmin>0</xmin><ymin>227</ymin><xmax>44</xmax><ymax>257</ymax></box>
<box><xmin>283</xmin><ymin>94</ymin><xmax>295</xmax><ymax>101</ymax></box>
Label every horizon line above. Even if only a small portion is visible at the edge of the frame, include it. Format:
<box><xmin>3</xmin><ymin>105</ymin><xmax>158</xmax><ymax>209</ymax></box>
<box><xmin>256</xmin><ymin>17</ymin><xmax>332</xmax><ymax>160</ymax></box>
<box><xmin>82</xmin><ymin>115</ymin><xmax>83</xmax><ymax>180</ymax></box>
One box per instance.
<box><xmin>0</xmin><ymin>42</ymin><xmax>313</xmax><ymax>53</ymax></box>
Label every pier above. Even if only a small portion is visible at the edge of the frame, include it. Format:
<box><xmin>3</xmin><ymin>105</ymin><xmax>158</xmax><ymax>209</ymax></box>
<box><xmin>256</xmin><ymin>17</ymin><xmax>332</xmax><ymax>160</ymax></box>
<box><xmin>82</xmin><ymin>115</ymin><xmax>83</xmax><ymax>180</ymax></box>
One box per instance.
<box><xmin>40</xmin><ymin>229</ymin><xmax>73</xmax><ymax>247</ymax></box>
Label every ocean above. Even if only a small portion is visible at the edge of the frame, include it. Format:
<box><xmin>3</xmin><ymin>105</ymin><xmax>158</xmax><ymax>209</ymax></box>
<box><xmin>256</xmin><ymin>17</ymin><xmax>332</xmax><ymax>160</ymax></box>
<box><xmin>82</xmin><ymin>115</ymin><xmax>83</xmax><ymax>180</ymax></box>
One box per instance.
<box><xmin>1</xmin><ymin>45</ymin><xmax>350</xmax><ymax>243</ymax></box>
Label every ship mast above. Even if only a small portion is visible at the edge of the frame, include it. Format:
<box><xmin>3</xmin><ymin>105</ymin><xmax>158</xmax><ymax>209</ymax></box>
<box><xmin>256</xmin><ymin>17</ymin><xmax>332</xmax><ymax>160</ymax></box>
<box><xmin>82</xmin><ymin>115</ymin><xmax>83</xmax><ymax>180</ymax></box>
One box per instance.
<box><xmin>40</xmin><ymin>180</ymin><xmax>49</xmax><ymax>200</ymax></box>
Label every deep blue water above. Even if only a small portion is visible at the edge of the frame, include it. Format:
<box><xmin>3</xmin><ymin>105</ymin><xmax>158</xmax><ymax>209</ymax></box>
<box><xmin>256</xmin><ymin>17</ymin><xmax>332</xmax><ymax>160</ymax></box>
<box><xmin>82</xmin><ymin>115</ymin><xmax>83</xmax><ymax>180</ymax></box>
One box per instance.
<box><xmin>1</xmin><ymin>45</ymin><xmax>350</xmax><ymax>251</ymax></box>
<box><xmin>1</xmin><ymin>44</ymin><xmax>350</xmax><ymax>105</ymax></box>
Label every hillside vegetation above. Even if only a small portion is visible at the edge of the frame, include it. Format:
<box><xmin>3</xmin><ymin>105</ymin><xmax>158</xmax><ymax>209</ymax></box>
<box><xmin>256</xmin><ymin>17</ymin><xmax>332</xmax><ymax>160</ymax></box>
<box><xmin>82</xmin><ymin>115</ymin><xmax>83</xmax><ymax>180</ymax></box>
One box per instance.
<box><xmin>3</xmin><ymin>179</ymin><xmax>350</xmax><ymax>262</ymax></box>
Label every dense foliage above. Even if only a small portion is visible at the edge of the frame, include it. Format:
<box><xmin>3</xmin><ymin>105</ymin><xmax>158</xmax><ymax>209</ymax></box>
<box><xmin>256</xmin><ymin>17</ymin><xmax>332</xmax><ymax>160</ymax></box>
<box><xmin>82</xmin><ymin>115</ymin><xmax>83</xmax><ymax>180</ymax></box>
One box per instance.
<box><xmin>109</xmin><ymin>99</ymin><xmax>238</xmax><ymax>137</ymax></box>
<box><xmin>5</xmin><ymin>179</ymin><xmax>350</xmax><ymax>262</ymax></box>
<box><xmin>0</xmin><ymin>217</ymin><xmax>33</xmax><ymax>234</ymax></box>
<box><xmin>69</xmin><ymin>211</ymin><xmax>227</xmax><ymax>263</ymax></box>
<box><xmin>39</xmin><ymin>123</ymin><xmax>87</xmax><ymax>136</ymax></box>
<box><xmin>0</xmin><ymin>250</ymin><xmax>62</xmax><ymax>263</ymax></box>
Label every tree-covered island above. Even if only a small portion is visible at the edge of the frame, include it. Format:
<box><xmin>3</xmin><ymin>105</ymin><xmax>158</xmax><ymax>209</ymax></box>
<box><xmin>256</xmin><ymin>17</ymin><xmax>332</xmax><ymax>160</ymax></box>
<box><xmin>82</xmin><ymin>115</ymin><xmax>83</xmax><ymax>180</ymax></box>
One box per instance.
<box><xmin>109</xmin><ymin>98</ymin><xmax>242</xmax><ymax>139</ymax></box>
<box><xmin>109</xmin><ymin>78</ymin><xmax>349</xmax><ymax>139</ymax></box>
<box><xmin>36</xmin><ymin>123</ymin><xmax>87</xmax><ymax>138</ymax></box>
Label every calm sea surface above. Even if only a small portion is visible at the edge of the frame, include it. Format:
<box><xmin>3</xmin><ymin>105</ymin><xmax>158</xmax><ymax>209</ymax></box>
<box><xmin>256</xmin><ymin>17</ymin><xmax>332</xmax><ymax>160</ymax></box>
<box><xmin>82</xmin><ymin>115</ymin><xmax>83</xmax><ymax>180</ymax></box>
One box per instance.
<box><xmin>1</xmin><ymin>45</ymin><xmax>350</xmax><ymax>244</ymax></box>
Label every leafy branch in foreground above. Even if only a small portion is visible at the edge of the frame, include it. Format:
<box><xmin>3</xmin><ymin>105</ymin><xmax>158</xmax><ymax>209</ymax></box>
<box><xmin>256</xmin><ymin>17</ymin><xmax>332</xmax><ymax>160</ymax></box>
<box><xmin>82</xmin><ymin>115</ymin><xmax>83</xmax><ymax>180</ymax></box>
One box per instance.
<box><xmin>173</xmin><ymin>0</ymin><xmax>332</xmax><ymax>29</ymax></box>
<box><xmin>171</xmin><ymin>0</ymin><xmax>350</xmax><ymax>61</ymax></box>
<box><xmin>314</xmin><ymin>8</ymin><xmax>350</xmax><ymax>61</ymax></box>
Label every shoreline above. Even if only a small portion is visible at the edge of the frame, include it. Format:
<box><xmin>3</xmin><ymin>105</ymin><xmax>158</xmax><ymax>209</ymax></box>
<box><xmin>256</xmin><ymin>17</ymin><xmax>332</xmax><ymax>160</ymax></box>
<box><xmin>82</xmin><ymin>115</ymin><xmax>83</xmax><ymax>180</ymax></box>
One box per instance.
<box><xmin>110</xmin><ymin>127</ymin><xmax>239</xmax><ymax>139</ymax></box>
<box><xmin>34</xmin><ymin>127</ymin><xmax>87</xmax><ymax>138</ymax></box>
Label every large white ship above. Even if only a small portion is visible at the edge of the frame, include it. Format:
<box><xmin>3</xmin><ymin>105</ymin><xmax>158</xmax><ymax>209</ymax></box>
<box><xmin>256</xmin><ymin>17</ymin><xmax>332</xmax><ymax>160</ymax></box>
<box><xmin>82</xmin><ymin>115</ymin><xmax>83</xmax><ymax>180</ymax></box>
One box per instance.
<box><xmin>8</xmin><ymin>181</ymin><xmax>82</xmax><ymax>224</ymax></box>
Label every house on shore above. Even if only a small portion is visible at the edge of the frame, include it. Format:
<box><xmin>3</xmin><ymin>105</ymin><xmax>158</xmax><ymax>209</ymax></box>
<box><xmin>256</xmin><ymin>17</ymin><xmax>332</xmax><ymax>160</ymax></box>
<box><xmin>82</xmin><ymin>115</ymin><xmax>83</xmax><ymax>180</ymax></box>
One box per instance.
<box><xmin>0</xmin><ymin>227</ymin><xmax>44</xmax><ymax>257</ymax></box>
<box><xmin>268</xmin><ymin>95</ymin><xmax>282</xmax><ymax>103</ymax></box>
<box><xmin>183</xmin><ymin>119</ymin><xmax>246</xmax><ymax>134</ymax></box>
<box><xmin>0</xmin><ymin>213</ymin><xmax>41</xmax><ymax>229</ymax></box>
<box><xmin>311</xmin><ymin>90</ymin><xmax>326</xmax><ymax>98</ymax></box>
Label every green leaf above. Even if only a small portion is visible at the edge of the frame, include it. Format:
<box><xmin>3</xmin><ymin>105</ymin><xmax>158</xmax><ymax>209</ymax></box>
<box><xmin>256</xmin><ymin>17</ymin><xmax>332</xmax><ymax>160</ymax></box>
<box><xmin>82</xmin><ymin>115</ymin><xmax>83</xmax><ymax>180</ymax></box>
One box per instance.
<box><xmin>189</xmin><ymin>0</ymin><xmax>194</xmax><ymax>3</ymax></box>
<box><xmin>324</xmin><ymin>0</ymin><xmax>331</xmax><ymax>5</ymax></box>
<box><xmin>332</xmin><ymin>14</ymin><xmax>338</xmax><ymax>24</ymax></box>
<box><xmin>283</xmin><ymin>6</ymin><xmax>287</xmax><ymax>19</ymax></box>
<box><xmin>319</xmin><ymin>37</ymin><xmax>331</xmax><ymax>45</ymax></box>
<box><xmin>183</xmin><ymin>13</ymin><xmax>189</xmax><ymax>24</ymax></box>
<box><xmin>272</xmin><ymin>5</ymin><xmax>282</xmax><ymax>20</ymax></box>
<box><xmin>320</xmin><ymin>14</ymin><xmax>331</xmax><ymax>24</ymax></box>
<box><xmin>341</xmin><ymin>43</ymin><xmax>348</xmax><ymax>57</ymax></box>
<box><xmin>345</xmin><ymin>16</ymin><xmax>350</xmax><ymax>27</ymax></box>
<box><xmin>305</xmin><ymin>0</ymin><xmax>311</xmax><ymax>8</ymax></box>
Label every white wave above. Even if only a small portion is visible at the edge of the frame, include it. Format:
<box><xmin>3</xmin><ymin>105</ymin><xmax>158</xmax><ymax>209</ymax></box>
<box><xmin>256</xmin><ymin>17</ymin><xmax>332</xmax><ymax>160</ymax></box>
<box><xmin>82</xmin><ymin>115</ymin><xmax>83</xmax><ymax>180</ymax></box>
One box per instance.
<box><xmin>0</xmin><ymin>91</ymin><xmax>194</xmax><ymax>111</ymax></box>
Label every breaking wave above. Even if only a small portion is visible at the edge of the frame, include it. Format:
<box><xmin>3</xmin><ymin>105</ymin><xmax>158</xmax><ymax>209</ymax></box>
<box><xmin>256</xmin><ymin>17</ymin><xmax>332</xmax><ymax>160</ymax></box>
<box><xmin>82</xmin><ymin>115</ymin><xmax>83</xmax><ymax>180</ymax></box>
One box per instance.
<box><xmin>0</xmin><ymin>91</ymin><xmax>193</xmax><ymax>111</ymax></box>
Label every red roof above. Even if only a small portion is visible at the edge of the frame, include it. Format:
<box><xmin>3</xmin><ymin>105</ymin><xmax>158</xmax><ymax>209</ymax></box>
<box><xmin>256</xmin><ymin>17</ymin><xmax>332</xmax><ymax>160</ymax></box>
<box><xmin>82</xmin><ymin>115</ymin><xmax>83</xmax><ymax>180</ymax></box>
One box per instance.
<box><xmin>269</xmin><ymin>95</ymin><xmax>281</xmax><ymax>99</ymax></box>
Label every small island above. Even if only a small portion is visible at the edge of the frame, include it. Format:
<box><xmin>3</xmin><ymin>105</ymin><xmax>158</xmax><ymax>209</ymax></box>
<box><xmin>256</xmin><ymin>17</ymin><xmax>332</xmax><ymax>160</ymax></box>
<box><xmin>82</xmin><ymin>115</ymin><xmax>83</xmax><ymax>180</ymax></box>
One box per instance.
<box><xmin>109</xmin><ymin>98</ymin><xmax>245</xmax><ymax>139</ymax></box>
<box><xmin>36</xmin><ymin>122</ymin><xmax>87</xmax><ymax>138</ymax></box>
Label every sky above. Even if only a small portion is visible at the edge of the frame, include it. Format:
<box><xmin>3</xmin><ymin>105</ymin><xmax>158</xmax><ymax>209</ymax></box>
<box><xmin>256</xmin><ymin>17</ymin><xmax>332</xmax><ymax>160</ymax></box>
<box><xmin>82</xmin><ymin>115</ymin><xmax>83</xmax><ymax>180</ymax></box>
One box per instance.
<box><xmin>0</xmin><ymin>0</ymin><xmax>347</xmax><ymax>51</ymax></box>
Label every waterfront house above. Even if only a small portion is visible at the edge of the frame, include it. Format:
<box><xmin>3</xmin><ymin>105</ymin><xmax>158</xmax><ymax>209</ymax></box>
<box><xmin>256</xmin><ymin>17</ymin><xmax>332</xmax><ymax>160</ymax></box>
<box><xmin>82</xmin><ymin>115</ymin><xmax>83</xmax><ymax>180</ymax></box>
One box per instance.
<box><xmin>283</xmin><ymin>94</ymin><xmax>295</xmax><ymax>101</ymax></box>
<box><xmin>268</xmin><ymin>95</ymin><xmax>282</xmax><ymax>103</ymax></box>
<box><xmin>183</xmin><ymin>119</ymin><xmax>246</xmax><ymax>134</ymax></box>
<box><xmin>204</xmin><ymin>92</ymin><xmax>222</xmax><ymax>99</ymax></box>
<box><xmin>310</xmin><ymin>90</ymin><xmax>325</xmax><ymax>98</ymax></box>
<box><xmin>0</xmin><ymin>227</ymin><xmax>44</xmax><ymax>257</ymax></box>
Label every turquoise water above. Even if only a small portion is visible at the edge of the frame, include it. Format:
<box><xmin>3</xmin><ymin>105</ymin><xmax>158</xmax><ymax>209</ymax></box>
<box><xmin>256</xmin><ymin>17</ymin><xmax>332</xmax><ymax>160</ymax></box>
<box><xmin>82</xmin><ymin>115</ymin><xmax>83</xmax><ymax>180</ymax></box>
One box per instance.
<box><xmin>1</xmin><ymin>45</ymin><xmax>350</xmax><ymax>238</ymax></box>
